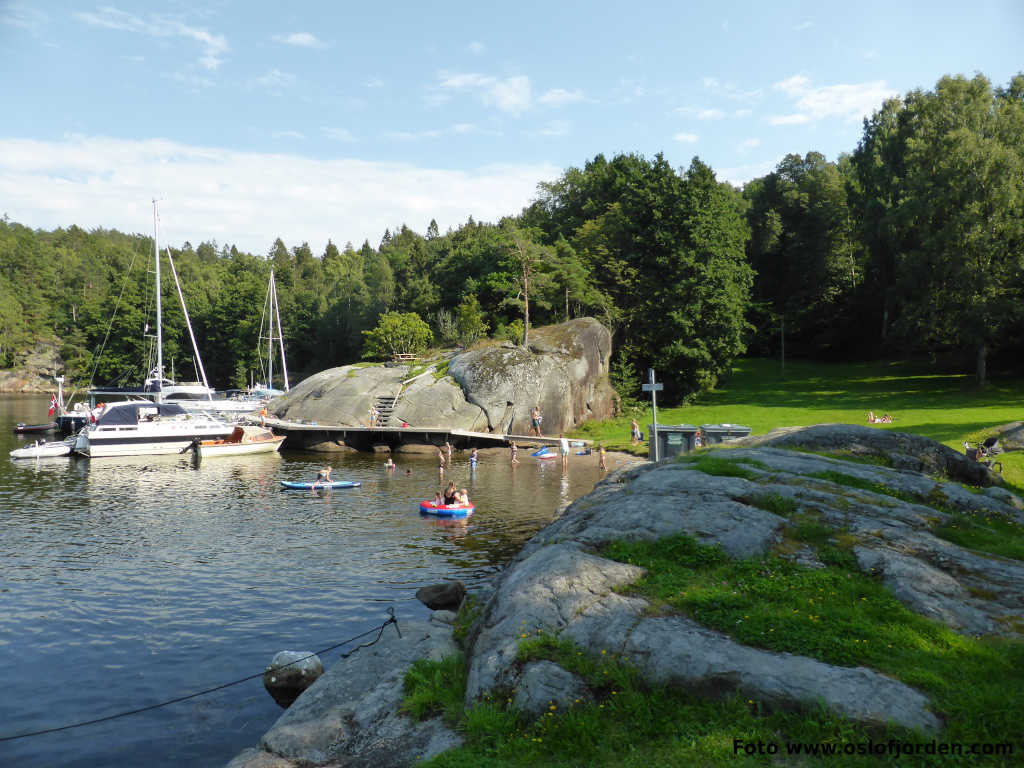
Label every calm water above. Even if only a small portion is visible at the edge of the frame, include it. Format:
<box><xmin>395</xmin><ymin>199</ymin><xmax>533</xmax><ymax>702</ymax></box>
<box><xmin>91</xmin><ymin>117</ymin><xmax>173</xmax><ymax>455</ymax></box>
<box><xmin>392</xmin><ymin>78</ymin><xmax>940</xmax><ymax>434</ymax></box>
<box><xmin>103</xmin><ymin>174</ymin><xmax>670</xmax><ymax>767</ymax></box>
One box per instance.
<box><xmin>0</xmin><ymin>394</ymin><xmax>619</xmax><ymax>768</ymax></box>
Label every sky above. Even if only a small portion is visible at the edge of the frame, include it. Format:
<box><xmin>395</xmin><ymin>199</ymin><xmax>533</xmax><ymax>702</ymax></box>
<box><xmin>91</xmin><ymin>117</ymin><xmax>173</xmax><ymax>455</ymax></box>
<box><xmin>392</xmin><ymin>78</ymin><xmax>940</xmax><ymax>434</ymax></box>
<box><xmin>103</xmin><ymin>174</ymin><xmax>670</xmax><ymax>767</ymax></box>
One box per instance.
<box><xmin>1</xmin><ymin>1</ymin><xmax>1021</xmax><ymax>256</ymax></box>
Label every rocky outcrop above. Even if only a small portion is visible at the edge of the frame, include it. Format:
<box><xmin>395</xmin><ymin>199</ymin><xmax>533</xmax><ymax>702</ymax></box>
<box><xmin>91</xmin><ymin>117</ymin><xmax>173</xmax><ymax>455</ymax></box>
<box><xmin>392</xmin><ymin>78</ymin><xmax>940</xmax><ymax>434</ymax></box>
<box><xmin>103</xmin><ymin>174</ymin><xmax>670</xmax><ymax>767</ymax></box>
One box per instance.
<box><xmin>462</xmin><ymin>430</ymin><xmax>1024</xmax><ymax>737</ymax></box>
<box><xmin>270</xmin><ymin>318</ymin><xmax>615</xmax><ymax>435</ymax></box>
<box><xmin>229</xmin><ymin>427</ymin><xmax>1024</xmax><ymax>765</ymax></box>
<box><xmin>0</xmin><ymin>341</ymin><xmax>63</xmax><ymax>393</ymax></box>
<box><xmin>229</xmin><ymin>620</ymin><xmax>461</xmax><ymax>768</ymax></box>
<box><xmin>447</xmin><ymin>318</ymin><xmax>615</xmax><ymax>434</ymax></box>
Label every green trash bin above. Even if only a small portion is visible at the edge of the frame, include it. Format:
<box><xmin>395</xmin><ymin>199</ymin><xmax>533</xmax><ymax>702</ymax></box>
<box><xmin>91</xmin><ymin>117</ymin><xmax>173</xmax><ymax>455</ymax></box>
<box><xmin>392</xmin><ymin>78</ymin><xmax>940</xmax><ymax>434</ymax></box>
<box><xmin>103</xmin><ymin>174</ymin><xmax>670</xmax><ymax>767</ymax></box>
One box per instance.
<box><xmin>699</xmin><ymin>424</ymin><xmax>752</xmax><ymax>445</ymax></box>
<box><xmin>648</xmin><ymin>424</ymin><xmax>700</xmax><ymax>461</ymax></box>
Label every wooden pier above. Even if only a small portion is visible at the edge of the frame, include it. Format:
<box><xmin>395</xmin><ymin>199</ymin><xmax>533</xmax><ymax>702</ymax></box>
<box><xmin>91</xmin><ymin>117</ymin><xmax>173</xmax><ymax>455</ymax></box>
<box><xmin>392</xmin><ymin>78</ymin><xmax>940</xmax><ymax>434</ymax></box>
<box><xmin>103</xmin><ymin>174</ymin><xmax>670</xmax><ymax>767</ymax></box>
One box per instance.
<box><xmin>262</xmin><ymin>418</ymin><xmax>581</xmax><ymax>452</ymax></box>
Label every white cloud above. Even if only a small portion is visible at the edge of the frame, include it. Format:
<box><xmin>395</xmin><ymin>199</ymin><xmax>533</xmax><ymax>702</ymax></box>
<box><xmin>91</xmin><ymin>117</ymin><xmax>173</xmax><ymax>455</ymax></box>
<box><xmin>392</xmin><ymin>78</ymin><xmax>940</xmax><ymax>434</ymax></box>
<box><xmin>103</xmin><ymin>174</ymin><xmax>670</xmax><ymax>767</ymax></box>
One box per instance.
<box><xmin>738</xmin><ymin>138</ymin><xmax>760</xmax><ymax>153</ymax></box>
<box><xmin>2</xmin><ymin>4</ymin><xmax>48</xmax><ymax>31</ymax></box>
<box><xmin>539</xmin><ymin>88</ymin><xmax>584</xmax><ymax>106</ymax></box>
<box><xmin>385</xmin><ymin>129</ymin><xmax>442</xmax><ymax>141</ymax></box>
<box><xmin>272</xmin><ymin>130</ymin><xmax>306</xmax><ymax>140</ymax></box>
<box><xmin>468</xmin><ymin>41</ymin><xmax>486</xmax><ymax>55</ymax></box>
<box><xmin>75</xmin><ymin>7</ymin><xmax>228</xmax><ymax>71</ymax></box>
<box><xmin>673</xmin><ymin>132</ymin><xmax>699</xmax><ymax>144</ymax></box>
<box><xmin>438</xmin><ymin>72</ymin><xmax>532</xmax><ymax>115</ymax></box>
<box><xmin>273</xmin><ymin>32</ymin><xmax>326</xmax><ymax>48</ymax></box>
<box><xmin>697</xmin><ymin>108</ymin><xmax>725</xmax><ymax>120</ymax></box>
<box><xmin>772</xmin><ymin>75</ymin><xmax>897</xmax><ymax>123</ymax></box>
<box><xmin>0</xmin><ymin>135</ymin><xmax>559</xmax><ymax>255</ymax></box>
<box><xmin>734</xmin><ymin>108</ymin><xmax>752</xmax><ymax>118</ymax></box>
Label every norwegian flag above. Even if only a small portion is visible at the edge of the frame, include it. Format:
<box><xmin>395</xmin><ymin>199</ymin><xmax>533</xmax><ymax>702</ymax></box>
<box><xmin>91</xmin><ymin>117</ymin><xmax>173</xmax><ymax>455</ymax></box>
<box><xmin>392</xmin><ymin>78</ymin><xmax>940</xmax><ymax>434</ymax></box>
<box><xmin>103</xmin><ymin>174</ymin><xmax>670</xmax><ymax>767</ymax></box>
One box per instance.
<box><xmin>48</xmin><ymin>394</ymin><xmax>58</xmax><ymax>416</ymax></box>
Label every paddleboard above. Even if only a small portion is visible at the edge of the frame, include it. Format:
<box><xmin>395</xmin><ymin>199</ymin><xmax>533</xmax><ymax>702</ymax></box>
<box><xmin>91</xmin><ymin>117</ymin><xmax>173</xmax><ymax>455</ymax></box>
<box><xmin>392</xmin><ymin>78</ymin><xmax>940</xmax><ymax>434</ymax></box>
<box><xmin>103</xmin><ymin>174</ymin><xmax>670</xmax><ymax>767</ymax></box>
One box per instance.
<box><xmin>280</xmin><ymin>480</ymin><xmax>362</xmax><ymax>490</ymax></box>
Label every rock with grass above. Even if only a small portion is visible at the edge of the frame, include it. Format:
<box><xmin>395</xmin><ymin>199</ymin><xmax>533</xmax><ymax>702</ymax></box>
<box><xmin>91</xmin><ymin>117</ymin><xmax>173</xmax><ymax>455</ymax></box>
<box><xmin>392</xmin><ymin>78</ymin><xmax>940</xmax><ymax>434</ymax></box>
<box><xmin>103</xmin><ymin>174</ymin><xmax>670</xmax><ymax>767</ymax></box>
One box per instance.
<box><xmin>463</xmin><ymin>428</ymin><xmax>1024</xmax><ymax>737</ymax></box>
<box><xmin>228</xmin><ymin>620</ymin><xmax>461</xmax><ymax>768</ymax></box>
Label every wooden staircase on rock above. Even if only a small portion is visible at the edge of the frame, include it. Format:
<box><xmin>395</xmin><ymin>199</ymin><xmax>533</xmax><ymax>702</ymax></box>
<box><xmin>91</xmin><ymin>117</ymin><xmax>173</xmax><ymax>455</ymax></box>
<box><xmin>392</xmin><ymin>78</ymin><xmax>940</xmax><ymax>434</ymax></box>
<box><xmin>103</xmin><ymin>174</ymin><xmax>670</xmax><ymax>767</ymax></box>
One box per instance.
<box><xmin>374</xmin><ymin>395</ymin><xmax>398</xmax><ymax>426</ymax></box>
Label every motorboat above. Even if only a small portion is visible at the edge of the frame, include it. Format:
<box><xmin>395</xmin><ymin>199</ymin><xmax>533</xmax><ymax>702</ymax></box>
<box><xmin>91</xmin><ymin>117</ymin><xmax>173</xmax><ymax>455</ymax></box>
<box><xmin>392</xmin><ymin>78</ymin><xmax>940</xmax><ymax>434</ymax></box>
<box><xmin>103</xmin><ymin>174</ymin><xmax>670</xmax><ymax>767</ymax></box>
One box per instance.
<box><xmin>193</xmin><ymin>425</ymin><xmax>285</xmax><ymax>458</ymax></box>
<box><xmin>73</xmin><ymin>400</ymin><xmax>234</xmax><ymax>458</ymax></box>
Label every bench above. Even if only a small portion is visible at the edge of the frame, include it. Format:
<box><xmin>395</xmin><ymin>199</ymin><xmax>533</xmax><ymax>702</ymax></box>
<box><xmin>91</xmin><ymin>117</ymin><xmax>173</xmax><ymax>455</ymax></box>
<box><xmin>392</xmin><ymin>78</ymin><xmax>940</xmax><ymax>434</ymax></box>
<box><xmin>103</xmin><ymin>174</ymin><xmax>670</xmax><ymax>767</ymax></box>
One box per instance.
<box><xmin>393</xmin><ymin>353</ymin><xmax>418</xmax><ymax>362</ymax></box>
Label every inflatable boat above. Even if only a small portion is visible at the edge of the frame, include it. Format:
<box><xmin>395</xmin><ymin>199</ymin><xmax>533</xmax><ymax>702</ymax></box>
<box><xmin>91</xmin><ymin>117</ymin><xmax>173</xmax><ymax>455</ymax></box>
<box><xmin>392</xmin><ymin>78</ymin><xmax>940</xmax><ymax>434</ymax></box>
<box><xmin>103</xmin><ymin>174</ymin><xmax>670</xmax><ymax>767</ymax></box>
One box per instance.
<box><xmin>419</xmin><ymin>501</ymin><xmax>474</xmax><ymax>517</ymax></box>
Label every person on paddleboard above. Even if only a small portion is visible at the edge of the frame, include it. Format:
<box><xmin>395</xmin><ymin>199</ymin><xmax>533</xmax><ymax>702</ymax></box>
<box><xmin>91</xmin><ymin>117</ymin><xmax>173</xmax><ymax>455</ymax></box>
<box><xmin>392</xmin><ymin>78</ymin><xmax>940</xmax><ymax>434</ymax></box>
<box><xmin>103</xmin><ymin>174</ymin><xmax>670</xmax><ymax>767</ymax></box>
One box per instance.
<box><xmin>311</xmin><ymin>466</ymin><xmax>332</xmax><ymax>490</ymax></box>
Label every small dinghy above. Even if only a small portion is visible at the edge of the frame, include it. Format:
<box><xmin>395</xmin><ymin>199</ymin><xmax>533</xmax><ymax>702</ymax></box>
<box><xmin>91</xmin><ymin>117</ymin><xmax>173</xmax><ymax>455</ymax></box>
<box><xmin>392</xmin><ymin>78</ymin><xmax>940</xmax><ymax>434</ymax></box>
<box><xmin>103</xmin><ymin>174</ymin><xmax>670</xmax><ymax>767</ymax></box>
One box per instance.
<box><xmin>10</xmin><ymin>438</ymin><xmax>74</xmax><ymax>459</ymax></box>
<box><xmin>419</xmin><ymin>501</ymin><xmax>474</xmax><ymax>517</ymax></box>
<box><xmin>13</xmin><ymin>422</ymin><xmax>57</xmax><ymax>434</ymax></box>
<box><xmin>280</xmin><ymin>480</ymin><xmax>361</xmax><ymax>490</ymax></box>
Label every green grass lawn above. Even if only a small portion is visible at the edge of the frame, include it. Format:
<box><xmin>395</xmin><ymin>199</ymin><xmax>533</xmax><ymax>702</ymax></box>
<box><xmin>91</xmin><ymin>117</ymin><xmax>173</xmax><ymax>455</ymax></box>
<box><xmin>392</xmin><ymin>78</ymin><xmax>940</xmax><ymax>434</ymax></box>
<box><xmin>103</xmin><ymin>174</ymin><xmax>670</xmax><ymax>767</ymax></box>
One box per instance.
<box><xmin>575</xmin><ymin>358</ymin><xmax>1024</xmax><ymax>486</ymax></box>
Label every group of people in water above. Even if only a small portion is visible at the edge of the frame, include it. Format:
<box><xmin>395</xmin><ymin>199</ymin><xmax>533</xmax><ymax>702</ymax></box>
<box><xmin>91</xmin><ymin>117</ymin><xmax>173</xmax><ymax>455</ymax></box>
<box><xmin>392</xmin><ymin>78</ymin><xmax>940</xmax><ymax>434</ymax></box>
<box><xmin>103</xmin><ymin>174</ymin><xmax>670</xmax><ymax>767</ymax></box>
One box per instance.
<box><xmin>434</xmin><ymin>480</ymin><xmax>470</xmax><ymax>507</ymax></box>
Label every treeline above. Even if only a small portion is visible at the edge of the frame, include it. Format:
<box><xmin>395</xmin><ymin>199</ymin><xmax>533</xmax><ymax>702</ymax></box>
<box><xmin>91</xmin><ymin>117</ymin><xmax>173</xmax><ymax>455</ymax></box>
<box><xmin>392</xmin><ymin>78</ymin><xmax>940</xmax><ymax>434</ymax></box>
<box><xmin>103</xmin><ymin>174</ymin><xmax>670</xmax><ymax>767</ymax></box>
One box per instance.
<box><xmin>1</xmin><ymin>72</ymin><xmax>1021</xmax><ymax>404</ymax></box>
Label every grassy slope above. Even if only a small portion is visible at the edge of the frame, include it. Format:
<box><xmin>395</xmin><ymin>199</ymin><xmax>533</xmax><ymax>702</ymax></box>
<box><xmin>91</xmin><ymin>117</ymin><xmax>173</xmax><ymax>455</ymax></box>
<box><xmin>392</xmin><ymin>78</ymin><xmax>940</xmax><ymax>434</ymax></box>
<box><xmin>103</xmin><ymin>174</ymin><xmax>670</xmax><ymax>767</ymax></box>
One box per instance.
<box><xmin>575</xmin><ymin>358</ymin><xmax>1024</xmax><ymax>487</ymax></box>
<box><xmin>401</xmin><ymin>359</ymin><xmax>1024</xmax><ymax>766</ymax></box>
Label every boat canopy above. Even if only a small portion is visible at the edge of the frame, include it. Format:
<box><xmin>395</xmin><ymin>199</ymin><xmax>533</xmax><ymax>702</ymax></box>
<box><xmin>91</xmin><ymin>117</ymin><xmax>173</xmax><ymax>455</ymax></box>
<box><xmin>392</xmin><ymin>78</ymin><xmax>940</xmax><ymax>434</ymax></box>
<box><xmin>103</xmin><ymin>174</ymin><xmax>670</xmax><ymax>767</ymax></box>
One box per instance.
<box><xmin>95</xmin><ymin>401</ymin><xmax>189</xmax><ymax>426</ymax></box>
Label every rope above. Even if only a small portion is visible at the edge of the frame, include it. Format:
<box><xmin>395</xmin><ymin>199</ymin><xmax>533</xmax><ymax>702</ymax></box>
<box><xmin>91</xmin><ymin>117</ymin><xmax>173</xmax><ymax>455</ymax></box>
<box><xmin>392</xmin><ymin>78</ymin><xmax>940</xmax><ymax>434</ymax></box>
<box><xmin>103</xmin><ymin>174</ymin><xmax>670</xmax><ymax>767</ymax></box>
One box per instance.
<box><xmin>0</xmin><ymin>609</ymin><xmax>400</xmax><ymax>743</ymax></box>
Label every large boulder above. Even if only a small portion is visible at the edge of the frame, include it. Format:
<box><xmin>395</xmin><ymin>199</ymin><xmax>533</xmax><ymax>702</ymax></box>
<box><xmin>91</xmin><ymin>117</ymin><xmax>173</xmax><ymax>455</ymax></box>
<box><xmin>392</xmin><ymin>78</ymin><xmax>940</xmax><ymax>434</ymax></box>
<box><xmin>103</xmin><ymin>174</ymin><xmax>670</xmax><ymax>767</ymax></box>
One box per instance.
<box><xmin>448</xmin><ymin>317</ymin><xmax>615</xmax><ymax>435</ymax></box>
<box><xmin>270</xmin><ymin>318</ymin><xmax>615</xmax><ymax>434</ymax></box>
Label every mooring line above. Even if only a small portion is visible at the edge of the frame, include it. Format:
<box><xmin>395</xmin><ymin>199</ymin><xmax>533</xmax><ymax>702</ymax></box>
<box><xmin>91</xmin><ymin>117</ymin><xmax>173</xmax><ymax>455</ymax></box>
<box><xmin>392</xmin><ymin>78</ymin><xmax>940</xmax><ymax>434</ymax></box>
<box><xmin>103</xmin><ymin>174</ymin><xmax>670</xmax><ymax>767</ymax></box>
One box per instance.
<box><xmin>0</xmin><ymin>609</ymin><xmax>401</xmax><ymax>743</ymax></box>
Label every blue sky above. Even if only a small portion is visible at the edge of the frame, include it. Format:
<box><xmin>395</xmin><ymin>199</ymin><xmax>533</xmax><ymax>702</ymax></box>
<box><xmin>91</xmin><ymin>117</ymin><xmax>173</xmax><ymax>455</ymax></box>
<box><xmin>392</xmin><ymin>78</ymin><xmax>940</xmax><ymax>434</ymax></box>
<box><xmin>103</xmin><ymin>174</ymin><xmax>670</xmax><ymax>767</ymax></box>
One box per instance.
<box><xmin>1</xmin><ymin>1</ymin><xmax>1020</xmax><ymax>255</ymax></box>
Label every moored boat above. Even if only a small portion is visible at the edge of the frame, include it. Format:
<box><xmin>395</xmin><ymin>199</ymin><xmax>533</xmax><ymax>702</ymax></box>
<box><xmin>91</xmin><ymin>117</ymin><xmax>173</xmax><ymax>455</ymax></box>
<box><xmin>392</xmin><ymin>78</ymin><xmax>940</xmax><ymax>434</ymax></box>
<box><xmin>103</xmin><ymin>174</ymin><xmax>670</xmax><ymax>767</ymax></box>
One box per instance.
<box><xmin>73</xmin><ymin>400</ymin><xmax>234</xmax><ymax>458</ymax></box>
<box><xmin>194</xmin><ymin>425</ymin><xmax>285</xmax><ymax>458</ymax></box>
<box><xmin>13</xmin><ymin>422</ymin><xmax>57</xmax><ymax>434</ymax></box>
<box><xmin>10</xmin><ymin>437</ymin><xmax>75</xmax><ymax>459</ymax></box>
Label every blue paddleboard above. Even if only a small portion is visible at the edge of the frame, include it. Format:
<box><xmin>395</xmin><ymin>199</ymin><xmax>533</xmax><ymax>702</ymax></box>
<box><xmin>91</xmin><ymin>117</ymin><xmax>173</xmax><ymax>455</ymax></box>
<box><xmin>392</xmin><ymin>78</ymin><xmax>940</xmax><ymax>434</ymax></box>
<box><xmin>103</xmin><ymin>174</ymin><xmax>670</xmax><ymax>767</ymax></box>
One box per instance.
<box><xmin>280</xmin><ymin>480</ymin><xmax>362</xmax><ymax>490</ymax></box>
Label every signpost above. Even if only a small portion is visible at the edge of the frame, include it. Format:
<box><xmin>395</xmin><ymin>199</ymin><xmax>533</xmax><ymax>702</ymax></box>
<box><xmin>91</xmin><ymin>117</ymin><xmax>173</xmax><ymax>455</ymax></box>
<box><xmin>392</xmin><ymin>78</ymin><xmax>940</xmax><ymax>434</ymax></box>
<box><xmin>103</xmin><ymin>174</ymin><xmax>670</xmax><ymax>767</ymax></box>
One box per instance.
<box><xmin>641</xmin><ymin>368</ymin><xmax>664</xmax><ymax>461</ymax></box>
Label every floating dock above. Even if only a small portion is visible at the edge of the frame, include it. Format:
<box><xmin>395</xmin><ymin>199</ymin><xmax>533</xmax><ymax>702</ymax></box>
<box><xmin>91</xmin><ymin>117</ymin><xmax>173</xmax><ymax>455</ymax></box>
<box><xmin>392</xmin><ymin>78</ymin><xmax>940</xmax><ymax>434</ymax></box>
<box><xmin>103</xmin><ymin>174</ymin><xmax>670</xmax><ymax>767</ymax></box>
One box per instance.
<box><xmin>262</xmin><ymin>418</ymin><xmax>580</xmax><ymax>452</ymax></box>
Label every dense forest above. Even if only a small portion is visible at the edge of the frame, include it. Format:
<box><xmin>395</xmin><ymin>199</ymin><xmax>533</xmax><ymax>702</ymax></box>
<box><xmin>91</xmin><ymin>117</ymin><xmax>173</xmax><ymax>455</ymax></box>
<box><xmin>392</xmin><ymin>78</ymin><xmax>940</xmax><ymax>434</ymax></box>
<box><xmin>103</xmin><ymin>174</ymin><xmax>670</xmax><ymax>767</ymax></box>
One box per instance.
<box><xmin>1</xmin><ymin>73</ymin><xmax>1021</xmax><ymax>405</ymax></box>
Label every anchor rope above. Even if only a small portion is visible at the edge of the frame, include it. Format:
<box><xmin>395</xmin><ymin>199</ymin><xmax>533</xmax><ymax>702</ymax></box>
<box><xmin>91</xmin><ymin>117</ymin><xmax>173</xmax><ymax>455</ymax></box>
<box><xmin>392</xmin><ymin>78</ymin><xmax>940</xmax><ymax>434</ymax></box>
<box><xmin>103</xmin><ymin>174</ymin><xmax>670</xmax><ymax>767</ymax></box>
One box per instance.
<box><xmin>0</xmin><ymin>609</ymin><xmax>400</xmax><ymax>743</ymax></box>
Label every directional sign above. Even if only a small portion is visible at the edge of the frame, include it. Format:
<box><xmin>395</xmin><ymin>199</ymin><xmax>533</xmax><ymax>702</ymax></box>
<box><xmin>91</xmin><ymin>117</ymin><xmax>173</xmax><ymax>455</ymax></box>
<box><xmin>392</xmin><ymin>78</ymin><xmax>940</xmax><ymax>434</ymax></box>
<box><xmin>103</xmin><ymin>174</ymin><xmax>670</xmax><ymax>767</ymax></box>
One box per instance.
<box><xmin>641</xmin><ymin>382</ymin><xmax>663</xmax><ymax>392</ymax></box>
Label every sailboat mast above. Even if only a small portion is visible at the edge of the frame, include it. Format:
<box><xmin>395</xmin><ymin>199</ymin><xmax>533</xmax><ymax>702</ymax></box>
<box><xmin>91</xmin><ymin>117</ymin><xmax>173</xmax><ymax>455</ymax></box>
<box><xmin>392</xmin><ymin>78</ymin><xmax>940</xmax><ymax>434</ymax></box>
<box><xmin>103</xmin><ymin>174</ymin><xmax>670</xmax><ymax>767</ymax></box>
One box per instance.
<box><xmin>273</xmin><ymin>272</ymin><xmax>289</xmax><ymax>391</ymax></box>
<box><xmin>267</xmin><ymin>269</ymin><xmax>275</xmax><ymax>390</ymax></box>
<box><xmin>153</xmin><ymin>200</ymin><xmax>163</xmax><ymax>400</ymax></box>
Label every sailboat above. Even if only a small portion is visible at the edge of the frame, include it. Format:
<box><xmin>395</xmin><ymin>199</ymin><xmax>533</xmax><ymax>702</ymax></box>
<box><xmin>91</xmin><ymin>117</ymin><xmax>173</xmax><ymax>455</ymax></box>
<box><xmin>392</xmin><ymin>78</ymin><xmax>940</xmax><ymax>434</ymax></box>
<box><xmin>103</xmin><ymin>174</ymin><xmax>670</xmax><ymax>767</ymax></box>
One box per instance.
<box><xmin>248</xmin><ymin>269</ymin><xmax>290</xmax><ymax>400</ymax></box>
<box><xmin>73</xmin><ymin>203</ymin><xmax>236</xmax><ymax>457</ymax></box>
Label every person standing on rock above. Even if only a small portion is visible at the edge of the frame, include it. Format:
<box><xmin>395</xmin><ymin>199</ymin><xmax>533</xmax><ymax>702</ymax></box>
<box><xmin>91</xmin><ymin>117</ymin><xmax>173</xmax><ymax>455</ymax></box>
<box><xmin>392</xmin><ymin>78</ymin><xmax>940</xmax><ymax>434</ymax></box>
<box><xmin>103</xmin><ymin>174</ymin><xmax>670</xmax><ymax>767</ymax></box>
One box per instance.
<box><xmin>531</xmin><ymin>405</ymin><xmax>543</xmax><ymax>437</ymax></box>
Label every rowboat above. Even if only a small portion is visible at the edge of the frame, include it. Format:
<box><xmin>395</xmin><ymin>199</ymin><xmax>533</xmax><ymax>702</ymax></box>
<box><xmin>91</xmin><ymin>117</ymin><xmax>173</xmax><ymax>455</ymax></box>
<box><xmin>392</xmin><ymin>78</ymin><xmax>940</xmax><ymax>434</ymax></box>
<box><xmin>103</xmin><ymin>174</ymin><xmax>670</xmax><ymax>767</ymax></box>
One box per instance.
<box><xmin>194</xmin><ymin>425</ymin><xmax>285</xmax><ymax>458</ymax></box>
<box><xmin>13</xmin><ymin>422</ymin><xmax>57</xmax><ymax>434</ymax></box>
